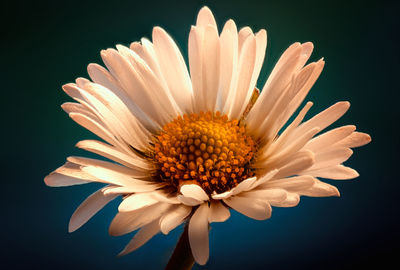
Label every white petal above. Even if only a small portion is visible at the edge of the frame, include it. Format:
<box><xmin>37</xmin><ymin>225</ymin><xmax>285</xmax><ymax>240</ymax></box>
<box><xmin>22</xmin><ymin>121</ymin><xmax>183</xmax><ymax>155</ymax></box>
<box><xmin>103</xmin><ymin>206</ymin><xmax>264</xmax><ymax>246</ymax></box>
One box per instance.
<box><xmin>44</xmin><ymin>162</ymin><xmax>95</xmax><ymax>187</ymax></box>
<box><xmin>334</xmin><ymin>132</ymin><xmax>372</xmax><ymax>148</ymax></box>
<box><xmin>82</xmin><ymin>166</ymin><xmax>160</xmax><ymax>190</ymax></box>
<box><xmin>224</xmin><ymin>196</ymin><xmax>271</xmax><ymax>220</ymax></box>
<box><xmin>87</xmin><ymin>63</ymin><xmax>160</xmax><ymax>133</ymax></box>
<box><xmin>259</xmin><ymin>127</ymin><xmax>320</xmax><ymax>168</ymax></box>
<box><xmin>272</xmin><ymin>150</ymin><xmax>315</xmax><ymax>179</ymax></box>
<box><xmin>250</xmin><ymin>169</ymin><xmax>279</xmax><ymax>188</ymax></box>
<box><xmin>218</xmin><ymin>19</ymin><xmax>238</xmax><ymax>111</ymax></box>
<box><xmin>152</xmin><ymin>27</ymin><xmax>193</xmax><ymax>113</ymax></box>
<box><xmin>201</xmin><ymin>25</ymin><xmax>220</xmax><ymax>112</ymax></box>
<box><xmin>118</xmin><ymin>193</ymin><xmax>159</xmax><ymax>212</ymax></box>
<box><xmin>67</xmin><ymin>156</ymin><xmax>147</xmax><ymax>178</ymax></box>
<box><xmin>263</xmin><ymin>101</ymin><xmax>313</xmax><ymax>158</ymax></box>
<box><xmin>241</xmin><ymin>188</ymin><xmax>287</xmax><ymax>205</ymax></box>
<box><xmin>259</xmin><ymin>175</ymin><xmax>315</xmax><ymax>192</ymax></box>
<box><xmin>180</xmin><ymin>184</ymin><xmax>209</xmax><ymax>201</ymax></box>
<box><xmin>100</xmin><ymin>49</ymin><xmax>171</xmax><ymax>125</ymax></box>
<box><xmin>305</xmin><ymin>125</ymin><xmax>356</xmax><ymax>152</ymax></box>
<box><xmin>208</xmin><ymin>200</ymin><xmax>230</xmax><ymax>223</ymax></box>
<box><xmin>196</xmin><ymin>6</ymin><xmax>217</xmax><ymax>28</ymax></box>
<box><xmin>246</xmin><ymin>43</ymin><xmax>303</xmax><ymax>133</ymax></box>
<box><xmin>177</xmin><ymin>195</ymin><xmax>204</xmax><ymax>206</ymax></box>
<box><xmin>271</xmin><ymin>192</ymin><xmax>300</xmax><ymax>207</ymax></box>
<box><xmin>306</xmin><ymin>165</ymin><xmax>359</xmax><ymax>180</ymax></box>
<box><xmin>304</xmin><ymin>147</ymin><xmax>353</xmax><ymax>172</ymax></box>
<box><xmin>188</xmin><ymin>203</ymin><xmax>210</xmax><ymax>265</ymax></box>
<box><xmin>69</xmin><ymin>187</ymin><xmax>118</xmax><ymax>232</ymax></box>
<box><xmin>159</xmin><ymin>205</ymin><xmax>191</xmax><ymax>234</ymax></box>
<box><xmin>225</xmin><ymin>35</ymin><xmax>257</xmax><ymax>119</ymax></box>
<box><xmin>292</xmin><ymin>101</ymin><xmax>350</xmax><ymax>139</ymax></box>
<box><xmin>76</xmin><ymin>140</ymin><xmax>151</xmax><ymax>170</ymax></box>
<box><xmin>189</xmin><ymin>26</ymin><xmax>205</xmax><ymax>111</ymax></box>
<box><xmin>211</xmin><ymin>190</ymin><xmax>233</xmax><ymax>200</ymax></box>
<box><xmin>118</xmin><ymin>218</ymin><xmax>160</xmax><ymax>256</ymax></box>
<box><xmin>109</xmin><ymin>202</ymin><xmax>170</xmax><ymax>236</ymax></box>
<box><xmin>231</xmin><ymin>177</ymin><xmax>257</xmax><ymax>195</ymax></box>
<box><xmin>68</xmin><ymin>112</ymin><xmax>120</xmax><ymax>147</ymax></box>
<box><xmin>299</xmin><ymin>179</ymin><xmax>340</xmax><ymax>197</ymax></box>
<box><xmin>44</xmin><ymin>172</ymin><xmax>90</xmax><ymax>187</ymax></box>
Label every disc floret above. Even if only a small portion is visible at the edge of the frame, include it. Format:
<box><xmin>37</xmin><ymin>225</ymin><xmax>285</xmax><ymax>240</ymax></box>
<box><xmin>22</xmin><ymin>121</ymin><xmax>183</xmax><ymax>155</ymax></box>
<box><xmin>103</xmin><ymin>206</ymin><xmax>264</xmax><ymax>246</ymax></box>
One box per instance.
<box><xmin>154</xmin><ymin>111</ymin><xmax>256</xmax><ymax>194</ymax></box>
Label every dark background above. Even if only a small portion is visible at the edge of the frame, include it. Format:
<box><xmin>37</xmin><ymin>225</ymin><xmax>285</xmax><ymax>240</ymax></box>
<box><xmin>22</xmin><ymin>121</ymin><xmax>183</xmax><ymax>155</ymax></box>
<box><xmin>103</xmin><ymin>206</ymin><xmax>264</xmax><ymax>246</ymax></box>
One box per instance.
<box><xmin>2</xmin><ymin>0</ymin><xmax>399</xmax><ymax>269</ymax></box>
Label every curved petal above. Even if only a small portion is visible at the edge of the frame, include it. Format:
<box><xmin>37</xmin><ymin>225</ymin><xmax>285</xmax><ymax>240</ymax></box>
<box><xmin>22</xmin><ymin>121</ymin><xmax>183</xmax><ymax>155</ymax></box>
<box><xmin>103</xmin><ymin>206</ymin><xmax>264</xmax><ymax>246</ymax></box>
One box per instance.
<box><xmin>69</xmin><ymin>187</ymin><xmax>118</xmax><ymax>232</ymax></box>
<box><xmin>188</xmin><ymin>203</ymin><xmax>210</xmax><ymax>265</ymax></box>
<box><xmin>224</xmin><ymin>196</ymin><xmax>271</xmax><ymax>220</ymax></box>
<box><xmin>118</xmin><ymin>218</ymin><xmax>160</xmax><ymax>256</ymax></box>
<box><xmin>208</xmin><ymin>200</ymin><xmax>230</xmax><ymax>223</ymax></box>
<box><xmin>160</xmin><ymin>205</ymin><xmax>192</xmax><ymax>234</ymax></box>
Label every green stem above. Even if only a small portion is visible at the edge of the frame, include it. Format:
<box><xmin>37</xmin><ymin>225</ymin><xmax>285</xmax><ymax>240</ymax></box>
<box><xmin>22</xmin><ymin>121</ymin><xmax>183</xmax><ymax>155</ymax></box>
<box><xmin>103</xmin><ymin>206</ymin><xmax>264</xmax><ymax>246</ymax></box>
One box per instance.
<box><xmin>165</xmin><ymin>222</ymin><xmax>194</xmax><ymax>270</ymax></box>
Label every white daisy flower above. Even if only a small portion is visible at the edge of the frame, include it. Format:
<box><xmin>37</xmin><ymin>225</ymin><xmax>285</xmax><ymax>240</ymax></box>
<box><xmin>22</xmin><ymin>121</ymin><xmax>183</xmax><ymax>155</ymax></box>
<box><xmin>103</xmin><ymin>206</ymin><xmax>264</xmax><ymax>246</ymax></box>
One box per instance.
<box><xmin>45</xmin><ymin>6</ymin><xmax>371</xmax><ymax>267</ymax></box>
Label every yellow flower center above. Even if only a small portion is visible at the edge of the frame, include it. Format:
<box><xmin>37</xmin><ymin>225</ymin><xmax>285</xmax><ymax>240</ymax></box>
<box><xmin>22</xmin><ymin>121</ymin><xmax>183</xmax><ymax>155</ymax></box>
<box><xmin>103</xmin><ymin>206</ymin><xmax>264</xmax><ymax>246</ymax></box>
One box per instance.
<box><xmin>153</xmin><ymin>111</ymin><xmax>256</xmax><ymax>194</ymax></box>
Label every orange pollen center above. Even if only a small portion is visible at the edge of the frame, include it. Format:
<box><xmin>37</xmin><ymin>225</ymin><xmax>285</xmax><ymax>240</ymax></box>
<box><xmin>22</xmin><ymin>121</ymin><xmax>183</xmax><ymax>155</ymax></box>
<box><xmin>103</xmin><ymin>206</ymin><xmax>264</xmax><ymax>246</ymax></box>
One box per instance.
<box><xmin>153</xmin><ymin>111</ymin><xmax>257</xmax><ymax>194</ymax></box>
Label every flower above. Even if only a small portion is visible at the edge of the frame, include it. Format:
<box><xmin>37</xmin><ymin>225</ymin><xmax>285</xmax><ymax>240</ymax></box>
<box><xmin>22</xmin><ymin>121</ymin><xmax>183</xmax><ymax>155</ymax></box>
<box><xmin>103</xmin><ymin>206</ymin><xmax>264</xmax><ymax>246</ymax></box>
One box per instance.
<box><xmin>45</xmin><ymin>6</ymin><xmax>371</xmax><ymax>266</ymax></box>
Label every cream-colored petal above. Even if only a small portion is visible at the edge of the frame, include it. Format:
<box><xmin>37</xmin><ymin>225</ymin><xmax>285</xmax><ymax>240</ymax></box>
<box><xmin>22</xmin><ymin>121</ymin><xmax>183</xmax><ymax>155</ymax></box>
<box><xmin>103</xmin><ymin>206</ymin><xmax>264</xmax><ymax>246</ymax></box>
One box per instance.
<box><xmin>211</xmin><ymin>190</ymin><xmax>233</xmax><ymax>200</ymax></box>
<box><xmin>201</xmin><ymin>25</ymin><xmax>220</xmax><ymax>112</ymax></box>
<box><xmin>305</xmin><ymin>125</ymin><xmax>356</xmax><ymax>152</ymax></box>
<box><xmin>299</xmin><ymin>179</ymin><xmax>340</xmax><ymax>197</ymax></box>
<box><xmin>261</xmin><ymin>102</ymin><xmax>313</xmax><ymax>158</ymax></box>
<box><xmin>291</xmin><ymin>101</ymin><xmax>350</xmax><ymax>140</ymax></box>
<box><xmin>189</xmin><ymin>26</ymin><xmax>205</xmax><ymax>112</ymax></box>
<box><xmin>334</xmin><ymin>132</ymin><xmax>372</xmax><ymax>148</ymax></box>
<box><xmin>277</xmin><ymin>59</ymin><xmax>325</xmax><ymax>131</ymax></box>
<box><xmin>67</xmin><ymin>156</ymin><xmax>148</xmax><ymax>179</ymax></box>
<box><xmin>118</xmin><ymin>193</ymin><xmax>159</xmax><ymax>212</ymax></box>
<box><xmin>100</xmin><ymin>49</ymin><xmax>171</xmax><ymax>126</ymax></box>
<box><xmin>76</xmin><ymin>140</ymin><xmax>151</xmax><ymax>170</ymax></box>
<box><xmin>272</xmin><ymin>150</ymin><xmax>315</xmax><ymax>179</ymax></box>
<box><xmin>177</xmin><ymin>195</ymin><xmax>204</xmax><ymax>206</ymax></box>
<box><xmin>208</xmin><ymin>200</ymin><xmax>230</xmax><ymax>223</ymax></box>
<box><xmin>69</xmin><ymin>187</ymin><xmax>118</xmax><ymax>232</ymax></box>
<box><xmin>241</xmin><ymin>188</ymin><xmax>287</xmax><ymax>205</ymax></box>
<box><xmin>246</xmin><ymin>43</ymin><xmax>303</xmax><ymax>134</ymax></box>
<box><xmin>68</xmin><ymin>112</ymin><xmax>121</xmax><ymax>148</ymax></box>
<box><xmin>250</xmin><ymin>169</ymin><xmax>279</xmax><ymax>188</ymax></box>
<box><xmin>259</xmin><ymin>127</ymin><xmax>320</xmax><ymax>168</ymax></box>
<box><xmin>159</xmin><ymin>205</ymin><xmax>191</xmax><ymax>235</ymax></box>
<box><xmin>225</xmin><ymin>35</ymin><xmax>256</xmax><ymax>119</ymax></box>
<box><xmin>257</xmin><ymin>62</ymin><xmax>320</xmax><ymax>143</ymax></box>
<box><xmin>44</xmin><ymin>162</ymin><xmax>95</xmax><ymax>187</ymax></box>
<box><xmin>224</xmin><ymin>196</ymin><xmax>271</xmax><ymax>220</ymax></box>
<box><xmin>152</xmin><ymin>27</ymin><xmax>193</xmax><ymax>113</ymax></box>
<box><xmin>271</xmin><ymin>192</ymin><xmax>300</xmax><ymax>207</ymax></box>
<box><xmin>238</xmin><ymin>27</ymin><xmax>253</xmax><ymax>54</ymax></box>
<box><xmin>44</xmin><ymin>172</ymin><xmax>90</xmax><ymax>187</ymax></box>
<box><xmin>217</xmin><ymin>19</ymin><xmax>238</xmax><ymax>111</ymax></box>
<box><xmin>87</xmin><ymin>63</ymin><xmax>160</xmax><ymax>133</ymax></box>
<box><xmin>188</xmin><ymin>203</ymin><xmax>210</xmax><ymax>265</ymax></box>
<box><xmin>118</xmin><ymin>218</ymin><xmax>160</xmax><ymax>256</ymax></box>
<box><xmin>180</xmin><ymin>184</ymin><xmax>209</xmax><ymax>201</ymax></box>
<box><xmin>82</xmin><ymin>166</ymin><xmax>162</xmax><ymax>191</ymax></box>
<box><xmin>306</xmin><ymin>165</ymin><xmax>359</xmax><ymax>180</ymax></box>
<box><xmin>196</xmin><ymin>6</ymin><xmax>217</xmax><ymax>29</ymax></box>
<box><xmin>304</xmin><ymin>147</ymin><xmax>353</xmax><ymax>172</ymax></box>
<box><xmin>231</xmin><ymin>177</ymin><xmax>257</xmax><ymax>195</ymax></box>
<box><xmin>74</xmin><ymin>80</ymin><xmax>152</xmax><ymax>151</ymax></box>
<box><xmin>259</xmin><ymin>175</ymin><xmax>315</xmax><ymax>192</ymax></box>
<box><xmin>109</xmin><ymin>202</ymin><xmax>170</xmax><ymax>236</ymax></box>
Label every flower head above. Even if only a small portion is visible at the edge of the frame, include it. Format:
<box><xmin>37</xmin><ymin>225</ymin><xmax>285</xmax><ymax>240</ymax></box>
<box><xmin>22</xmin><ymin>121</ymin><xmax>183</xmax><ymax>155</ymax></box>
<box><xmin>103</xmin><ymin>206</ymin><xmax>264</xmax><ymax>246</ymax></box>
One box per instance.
<box><xmin>45</xmin><ymin>6</ymin><xmax>371</xmax><ymax>265</ymax></box>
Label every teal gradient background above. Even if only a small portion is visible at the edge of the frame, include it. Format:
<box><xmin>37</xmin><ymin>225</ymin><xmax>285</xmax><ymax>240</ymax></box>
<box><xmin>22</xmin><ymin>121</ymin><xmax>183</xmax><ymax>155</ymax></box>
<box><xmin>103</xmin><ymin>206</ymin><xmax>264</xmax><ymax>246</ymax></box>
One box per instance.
<box><xmin>2</xmin><ymin>0</ymin><xmax>398</xmax><ymax>269</ymax></box>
